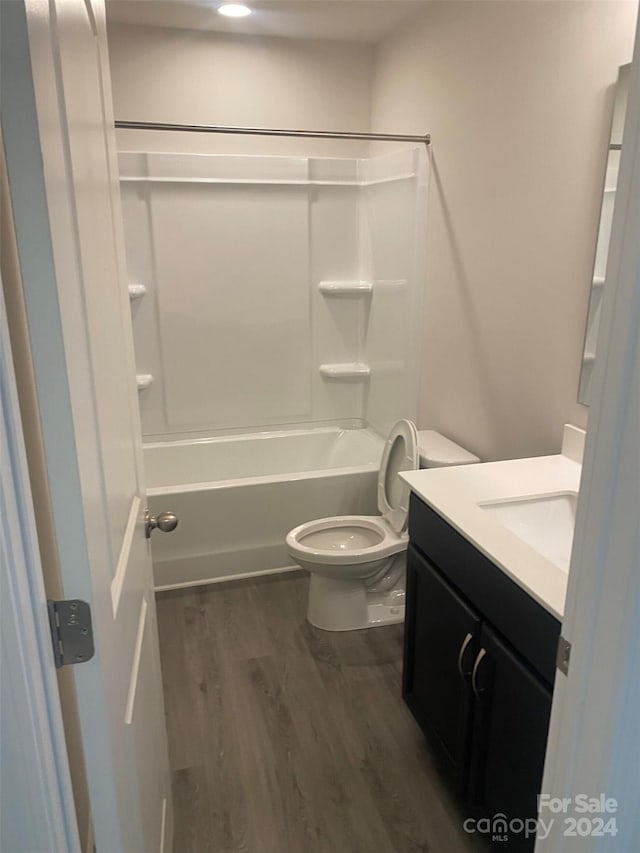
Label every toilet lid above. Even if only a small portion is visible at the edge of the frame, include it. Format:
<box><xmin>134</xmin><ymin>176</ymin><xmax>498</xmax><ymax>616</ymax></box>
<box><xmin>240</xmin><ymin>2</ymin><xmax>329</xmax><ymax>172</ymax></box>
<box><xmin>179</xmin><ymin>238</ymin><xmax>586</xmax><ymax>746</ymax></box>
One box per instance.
<box><xmin>377</xmin><ymin>419</ymin><xmax>419</xmax><ymax>534</ymax></box>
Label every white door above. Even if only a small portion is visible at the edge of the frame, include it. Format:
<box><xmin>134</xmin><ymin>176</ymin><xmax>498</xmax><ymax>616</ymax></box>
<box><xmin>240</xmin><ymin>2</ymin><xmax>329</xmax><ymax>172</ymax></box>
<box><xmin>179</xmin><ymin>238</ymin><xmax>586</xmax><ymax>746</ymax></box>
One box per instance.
<box><xmin>2</xmin><ymin>1</ymin><xmax>172</xmax><ymax>851</ymax></box>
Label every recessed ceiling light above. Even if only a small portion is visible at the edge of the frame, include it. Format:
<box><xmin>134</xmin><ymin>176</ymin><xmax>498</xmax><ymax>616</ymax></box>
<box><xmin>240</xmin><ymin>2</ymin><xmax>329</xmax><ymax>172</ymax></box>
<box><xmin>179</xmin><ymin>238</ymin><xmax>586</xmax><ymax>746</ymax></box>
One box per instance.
<box><xmin>218</xmin><ymin>4</ymin><xmax>252</xmax><ymax>17</ymax></box>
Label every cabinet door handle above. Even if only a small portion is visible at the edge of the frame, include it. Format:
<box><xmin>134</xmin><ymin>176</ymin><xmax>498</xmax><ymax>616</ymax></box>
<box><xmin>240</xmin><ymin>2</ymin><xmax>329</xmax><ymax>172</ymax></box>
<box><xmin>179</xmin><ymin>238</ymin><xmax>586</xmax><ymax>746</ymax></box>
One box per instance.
<box><xmin>471</xmin><ymin>648</ymin><xmax>487</xmax><ymax>696</ymax></box>
<box><xmin>457</xmin><ymin>632</ymin><xmax>473</xmax><ymax>680</ymax></box>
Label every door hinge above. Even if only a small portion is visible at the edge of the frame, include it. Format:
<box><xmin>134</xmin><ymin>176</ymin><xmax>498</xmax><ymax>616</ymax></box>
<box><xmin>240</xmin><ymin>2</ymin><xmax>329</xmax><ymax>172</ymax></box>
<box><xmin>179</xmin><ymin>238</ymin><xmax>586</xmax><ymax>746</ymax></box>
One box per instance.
<box><xmin>47</xmin><ymin>600</ymin><xmax>95</xmax><ymax>668</ymax></box>
<box><xmin>556</xmin><ymin>635</ymin><xmax>571</xmax><ymax>676</ymax></box>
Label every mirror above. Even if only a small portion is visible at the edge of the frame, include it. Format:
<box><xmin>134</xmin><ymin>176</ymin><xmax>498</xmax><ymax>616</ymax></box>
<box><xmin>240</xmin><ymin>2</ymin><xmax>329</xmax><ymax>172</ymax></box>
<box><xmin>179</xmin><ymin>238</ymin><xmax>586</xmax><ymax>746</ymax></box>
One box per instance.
<box><xmin>578</xmin><ymin>64</ymin><xmax>630</xmax><ymax>405</ymax></box>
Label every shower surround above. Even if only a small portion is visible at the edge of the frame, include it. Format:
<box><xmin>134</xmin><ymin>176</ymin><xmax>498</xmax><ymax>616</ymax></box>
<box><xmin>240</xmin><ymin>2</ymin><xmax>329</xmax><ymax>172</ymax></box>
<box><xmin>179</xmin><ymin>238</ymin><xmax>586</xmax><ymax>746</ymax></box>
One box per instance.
<box><xmin>120</xmin><ymin>146</ymin><xmax>428</xmax><ymax>587</ymax></box>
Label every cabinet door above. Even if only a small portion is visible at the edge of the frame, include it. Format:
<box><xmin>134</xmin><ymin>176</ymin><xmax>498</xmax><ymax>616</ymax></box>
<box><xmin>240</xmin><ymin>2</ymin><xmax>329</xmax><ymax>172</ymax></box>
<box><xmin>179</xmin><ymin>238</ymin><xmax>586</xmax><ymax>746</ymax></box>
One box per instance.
<box><xmin>404</xmin><ymin>545</ymin><xmax>481</xmax><ymax>791</ymax></box>
<box><xmin>469</xmin><ymin>624</ymin><xmax>553</xmax><ymax>851</ymax></box>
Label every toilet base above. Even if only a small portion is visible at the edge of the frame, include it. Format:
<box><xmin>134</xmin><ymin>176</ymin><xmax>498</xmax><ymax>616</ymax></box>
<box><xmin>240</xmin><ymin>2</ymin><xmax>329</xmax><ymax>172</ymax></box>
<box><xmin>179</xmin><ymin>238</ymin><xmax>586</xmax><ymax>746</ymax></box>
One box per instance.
<box><xmin>366</xmin><ymin>593</ymin><xmax>405</xmax><ymax>629</ymax></box>
<box><xmin>307</xmin><ymin>573</ymin><xmax>405</xmax><ymax>632</ymax></box>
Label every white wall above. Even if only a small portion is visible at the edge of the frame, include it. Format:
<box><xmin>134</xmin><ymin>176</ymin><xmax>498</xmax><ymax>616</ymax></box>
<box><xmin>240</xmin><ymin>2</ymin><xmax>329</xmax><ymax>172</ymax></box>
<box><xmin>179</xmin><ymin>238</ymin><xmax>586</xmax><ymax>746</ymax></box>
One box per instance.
<box><xmin>371</xmin><ymin>1</ymin><xmax>638</xmax><ymax>461</ymax></box>
<box><xmin>107</xmin><ymin>22</ymin><xmax>374</xmax><ymax>157</ymax></box>
<box><xmin>108</xmin><ymin>22</ymin><xmax>429</xmax><ymax>442</ymax></box>
<box><xmin>109</xmin><ymin>8</ymin><xmax>638</xmax><ymax>458</ymax></box>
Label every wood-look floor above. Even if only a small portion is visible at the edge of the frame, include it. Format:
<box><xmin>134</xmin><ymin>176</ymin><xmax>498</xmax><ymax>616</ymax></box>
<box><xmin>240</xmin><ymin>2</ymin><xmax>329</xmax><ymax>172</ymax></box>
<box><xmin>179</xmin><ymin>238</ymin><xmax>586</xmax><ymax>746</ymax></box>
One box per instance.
<box><xmin>156</xmin><ymin>572</ymin><xmax>473</xmax><ymax>853</ymax></box>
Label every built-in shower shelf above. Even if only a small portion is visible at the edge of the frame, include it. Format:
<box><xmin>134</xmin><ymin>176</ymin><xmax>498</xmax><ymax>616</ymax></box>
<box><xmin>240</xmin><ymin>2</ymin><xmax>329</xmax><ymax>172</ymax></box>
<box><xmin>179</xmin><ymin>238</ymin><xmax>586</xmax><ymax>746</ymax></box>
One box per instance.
<box><xmin>318</xmin><ymin>280</ymin><xmax>373</xmax><ymax>297</ymax></box>
<box><xmin>592</xmin><ymin>276</ymin><xmax>605</xmax><ymax>288</ymax></box>
<box><xmin>583</xmin><ymin>351</ymin><xmax>596</xmax><ymax>364</ymax></box>
<box><xmin>319</xmin><ymin>363</ymin><xmax>371</xmax><ymax>380</ymax></box>
<box><xmin>128</xmin><ymin>283</ymin><xmax>147</xmax><ymax>300</ymax></box>
<box><xmin>136</xmin><ymin>373</ymin><xmax>154</xmax><ymax>390</ymax></box>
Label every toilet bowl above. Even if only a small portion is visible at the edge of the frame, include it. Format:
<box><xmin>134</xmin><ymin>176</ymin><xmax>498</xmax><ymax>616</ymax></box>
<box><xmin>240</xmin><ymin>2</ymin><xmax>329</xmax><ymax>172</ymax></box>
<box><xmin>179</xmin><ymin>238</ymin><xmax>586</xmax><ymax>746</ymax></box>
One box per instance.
<box><xmin>286</xmin><ymin>421</ymin><xmax>480</xmax><ymax>632</ymax></box>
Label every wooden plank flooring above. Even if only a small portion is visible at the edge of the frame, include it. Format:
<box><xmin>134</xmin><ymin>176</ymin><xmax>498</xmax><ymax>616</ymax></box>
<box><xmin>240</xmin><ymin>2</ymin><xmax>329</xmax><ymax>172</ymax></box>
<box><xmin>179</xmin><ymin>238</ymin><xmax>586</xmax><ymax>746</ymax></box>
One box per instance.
<box><xmin>156</xmin><ymin>572</ymin><xmax>474</xmax><ymax>853</ymax></box>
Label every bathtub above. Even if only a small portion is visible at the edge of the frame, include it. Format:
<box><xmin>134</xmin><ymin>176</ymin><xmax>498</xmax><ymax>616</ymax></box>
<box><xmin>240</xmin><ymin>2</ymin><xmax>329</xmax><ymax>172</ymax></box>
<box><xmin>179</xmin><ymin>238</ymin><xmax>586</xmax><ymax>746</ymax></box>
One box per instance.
<box><xmin>145</xmin><ymin>427</ymin><xmax>383</xmax><ymax>590</ymax></box>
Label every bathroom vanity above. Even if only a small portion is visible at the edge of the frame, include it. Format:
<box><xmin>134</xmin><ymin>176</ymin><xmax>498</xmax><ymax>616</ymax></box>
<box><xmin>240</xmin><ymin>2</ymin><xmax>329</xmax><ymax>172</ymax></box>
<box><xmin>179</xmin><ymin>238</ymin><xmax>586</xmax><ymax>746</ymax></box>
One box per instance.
<box><xmin>401</xmin><ymin>452</ymin><xmax>581</xmax><ymax>851</ymax></box>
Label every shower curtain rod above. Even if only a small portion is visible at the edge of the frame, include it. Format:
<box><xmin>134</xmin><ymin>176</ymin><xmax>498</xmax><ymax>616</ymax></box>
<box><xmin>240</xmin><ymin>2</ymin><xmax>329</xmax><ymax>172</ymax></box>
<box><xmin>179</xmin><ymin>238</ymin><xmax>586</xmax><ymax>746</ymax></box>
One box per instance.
<box><xmin>114</xmin><ymin>120</ymin><xmax>431</xmax><ymax>146</ymax></box>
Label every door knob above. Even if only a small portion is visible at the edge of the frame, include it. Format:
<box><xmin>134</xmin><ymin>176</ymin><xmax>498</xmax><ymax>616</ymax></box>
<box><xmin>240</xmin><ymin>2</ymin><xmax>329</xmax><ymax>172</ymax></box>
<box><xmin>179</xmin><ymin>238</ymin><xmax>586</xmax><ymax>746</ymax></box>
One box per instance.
<box><xmin>145</xmin><ymin>510</ymin><xmax>179</xmax><ymax>539</ymax></box>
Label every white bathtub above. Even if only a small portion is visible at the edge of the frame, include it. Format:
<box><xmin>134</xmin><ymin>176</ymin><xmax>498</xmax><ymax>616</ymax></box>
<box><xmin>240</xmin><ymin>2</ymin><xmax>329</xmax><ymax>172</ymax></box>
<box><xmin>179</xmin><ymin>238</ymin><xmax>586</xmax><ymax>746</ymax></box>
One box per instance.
<box><xmin>145</xmin><ymin>428</ymin><xmax>383</xmax><ymax>590</ymax></box>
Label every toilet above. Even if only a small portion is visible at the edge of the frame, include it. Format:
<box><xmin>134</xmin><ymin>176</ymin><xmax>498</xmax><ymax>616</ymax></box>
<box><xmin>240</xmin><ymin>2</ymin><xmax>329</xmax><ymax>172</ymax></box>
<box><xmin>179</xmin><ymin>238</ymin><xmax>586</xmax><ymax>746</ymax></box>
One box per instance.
<box><xmin>286</xmin><ymin>421</ymin><xmax>480</xmax><ymax>631</ymax></box>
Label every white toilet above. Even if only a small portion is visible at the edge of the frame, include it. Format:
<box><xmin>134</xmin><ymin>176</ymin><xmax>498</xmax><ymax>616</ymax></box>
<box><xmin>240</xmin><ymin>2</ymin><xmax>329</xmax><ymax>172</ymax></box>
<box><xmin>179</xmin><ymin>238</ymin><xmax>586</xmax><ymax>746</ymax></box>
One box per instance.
<box><xmin>286</xmin><ymin>421</ymin><xmax>480</xmax><ymax>631</ymax></box>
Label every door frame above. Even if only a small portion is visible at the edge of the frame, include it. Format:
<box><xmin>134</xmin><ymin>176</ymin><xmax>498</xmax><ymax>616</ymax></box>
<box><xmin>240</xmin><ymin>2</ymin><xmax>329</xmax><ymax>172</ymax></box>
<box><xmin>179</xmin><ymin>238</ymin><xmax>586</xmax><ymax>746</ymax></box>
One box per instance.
<box><xmin>537</xmin><ymin>19</ymin><xmax>640</xmax><ymax>853</ymax></box>
<box><xmin>0</xmin><ymin>277</ymin><xmax>79</xmax><ymax>851</ymax></box>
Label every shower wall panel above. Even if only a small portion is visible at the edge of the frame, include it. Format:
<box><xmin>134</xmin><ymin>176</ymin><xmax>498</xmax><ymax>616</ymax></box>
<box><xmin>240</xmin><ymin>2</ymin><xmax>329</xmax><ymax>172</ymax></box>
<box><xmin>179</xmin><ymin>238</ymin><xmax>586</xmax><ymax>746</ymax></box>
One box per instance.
<box><xmin>150</xmin><ymin>182</ymin><xmax>310</xmax><ymax>429</ymax></box>
<box><xmin>119</xmin><ymin>150</ymin><xmax>427</xmax><ymax>441</ymax></box>
<box><xmin>362</xmin><ymin>147</ymin><xmax>429</xmax><ymax>437</ymax></box>
<box><xmin>309</xmin><ymin>165</ymin><xmax>365</xmax><ymax>425</ymax></box>
<box><xmin>120</xmin><ymin>152</ymin><xmax>366</xmax><ymax>439</ymax></box>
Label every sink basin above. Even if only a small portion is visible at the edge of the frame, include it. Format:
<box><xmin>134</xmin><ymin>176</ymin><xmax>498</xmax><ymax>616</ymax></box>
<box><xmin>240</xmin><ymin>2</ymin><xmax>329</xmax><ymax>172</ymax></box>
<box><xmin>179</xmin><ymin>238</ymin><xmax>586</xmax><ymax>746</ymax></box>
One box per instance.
<box><xmin>479</xmin><ymin>492</ymin><xmax>578</xmax><ymax>571</ymax></box>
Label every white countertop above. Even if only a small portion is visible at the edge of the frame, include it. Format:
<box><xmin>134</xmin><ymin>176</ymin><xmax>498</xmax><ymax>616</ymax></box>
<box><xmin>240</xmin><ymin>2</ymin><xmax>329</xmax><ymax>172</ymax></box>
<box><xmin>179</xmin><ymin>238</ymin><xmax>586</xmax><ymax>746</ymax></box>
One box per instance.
<box><xmin>401</xmin><ymin>454</ymin><xmax>582</xmax><ymax>620</ymax></box>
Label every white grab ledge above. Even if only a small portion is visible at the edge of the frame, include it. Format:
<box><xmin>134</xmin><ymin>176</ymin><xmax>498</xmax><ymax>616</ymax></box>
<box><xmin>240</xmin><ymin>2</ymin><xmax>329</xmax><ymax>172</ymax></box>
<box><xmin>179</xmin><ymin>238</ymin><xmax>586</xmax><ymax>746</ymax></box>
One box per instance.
<box><xmin>128</xmin><ymin>283</ymin><xmax>147</xmax><ymax>300</ymax></box>
<box><xmin>319</xmin><ymin>363</ymin><xmax>371</xmax><ymax>380</ymax></box>
<box><xmin>136</xmin><ymin>373</ymin><xmax>154</xmax><ymax>390</ymax></box>
<box><xmin>318</xmin><ymin>280</ymin><xmax>373</xmax><ymax>296</ymax></box>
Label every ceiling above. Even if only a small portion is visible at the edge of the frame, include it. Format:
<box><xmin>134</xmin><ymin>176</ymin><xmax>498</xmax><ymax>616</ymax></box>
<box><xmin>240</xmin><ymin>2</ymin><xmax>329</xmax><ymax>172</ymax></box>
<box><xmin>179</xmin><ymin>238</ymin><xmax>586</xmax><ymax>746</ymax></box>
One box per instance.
<box><xmin>105</xmin><ymin>0</ymin><xmax>429</xmax><ymax>44</ymax></box>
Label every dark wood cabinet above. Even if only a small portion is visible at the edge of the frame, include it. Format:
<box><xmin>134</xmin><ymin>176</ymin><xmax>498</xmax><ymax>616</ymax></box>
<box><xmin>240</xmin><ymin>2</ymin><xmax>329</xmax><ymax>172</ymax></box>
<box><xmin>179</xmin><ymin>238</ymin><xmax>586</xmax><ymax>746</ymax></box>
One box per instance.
<box><xmin>404</xmin><ymin>496</ymin><xmax>560</xmax><ymax>852</ymax></box>
<box><xmin>404</xmin><ymin>545</ymin><xmax>480</xmax><ymax>792</ymax></box>
<box><xmin>468</xmin><ymin>625</ymin><xmax>553</xmax><ymax>850</ymax></box>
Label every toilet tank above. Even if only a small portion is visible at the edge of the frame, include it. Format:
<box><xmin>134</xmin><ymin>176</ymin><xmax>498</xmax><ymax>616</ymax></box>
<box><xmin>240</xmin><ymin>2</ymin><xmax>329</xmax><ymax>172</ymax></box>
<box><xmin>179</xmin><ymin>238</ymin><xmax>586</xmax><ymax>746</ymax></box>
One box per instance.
<box><xmin>417</xmin><ymin>430</ymin><xmax>480</xmax><ymax>468</ymax></box>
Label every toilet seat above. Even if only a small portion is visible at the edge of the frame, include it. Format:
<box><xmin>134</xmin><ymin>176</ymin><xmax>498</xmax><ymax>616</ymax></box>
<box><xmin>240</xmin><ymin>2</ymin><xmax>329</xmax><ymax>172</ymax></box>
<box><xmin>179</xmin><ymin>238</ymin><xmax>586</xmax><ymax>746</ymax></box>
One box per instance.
<box><xmin>377</xmin><ymin>419</ymin><xmax>419</xmax><ymax>533</ymax></box>
<box><xmin>286</xmin><ymin>515</ymin><xmax>407</xmax><ymax>566</ymax></box>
